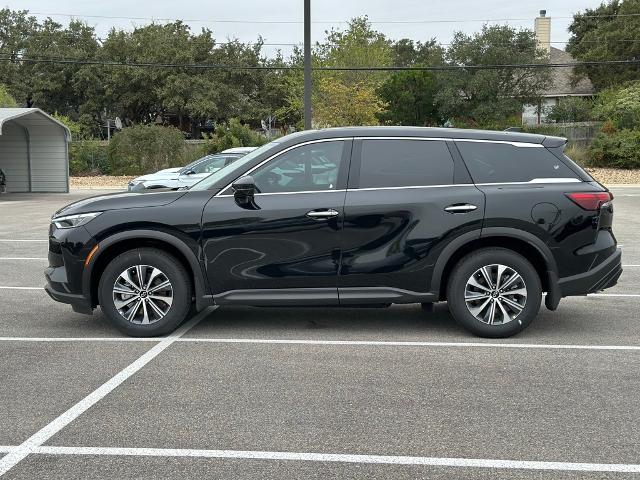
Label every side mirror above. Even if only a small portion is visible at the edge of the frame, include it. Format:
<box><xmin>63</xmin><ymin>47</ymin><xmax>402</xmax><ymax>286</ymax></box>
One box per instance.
<box><xmin>182</xmin><ymin>169</ymin><xmax>196</xmax><ymax>176</ymax></box>
<box><xmin>232</xmin><ymin>176</ymin><xmax>259</xmax><ymax>209</ymax></box>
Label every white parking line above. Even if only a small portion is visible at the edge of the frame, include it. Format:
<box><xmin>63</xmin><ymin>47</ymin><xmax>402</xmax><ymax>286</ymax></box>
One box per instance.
<box><xmin>176</xmin><ymin>338</ymin><xmax>640</xmax><ymax>351</ymax></box>
<box><xmin>0</xmin><ymin>257</ymin><xmax>47</xmax><ymax>261</ymax></box>
<box><xmin>2</xmin><ymin>336</ymin><xmax>639</xmax><ymax>351</ymax></box>
<box><xmin>0</xmin><ymin>239</ymin><xmax>48</xmax><ymax>242</ymax></box>
<box><xmin>0</xmin><ymin>446</ymin><xmax>628</xmax><ymax>473</ymax></box>
<box><xmin>0</xmin><ymin>307</ymin><xmax>213</xmax><ymax>477</ymax></box>
<box><xmin>0</xmin><ymin>337</ymin><xmax>162</xmax><ymax>342</ymax></box>
<box><xmin>0</xmin><ymin>286</ymin><xmax>43</xmax><ymax>290</ymax></box>
<box><xmin>590</xmin><ymin>293</ymin><xmax>640</xmax><ymax>297</ymax></box>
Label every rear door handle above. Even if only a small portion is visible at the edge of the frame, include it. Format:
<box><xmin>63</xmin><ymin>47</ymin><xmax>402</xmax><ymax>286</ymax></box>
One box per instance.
<box><xmin>306</xmin><ymin>209</ymin><xmax>340</xmax><ymax>219</ymax></box>
<box><xmin>444</xmin><ymin>204</ymin><xmax>478</xmax><ymax>214</ymax></box>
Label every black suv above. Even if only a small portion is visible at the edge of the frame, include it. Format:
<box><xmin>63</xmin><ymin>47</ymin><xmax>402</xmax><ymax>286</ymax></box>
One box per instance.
<box><xmin>46</xmin><ymin>127</ymin><xmax>622</xmax><ymax>338</ymax></box>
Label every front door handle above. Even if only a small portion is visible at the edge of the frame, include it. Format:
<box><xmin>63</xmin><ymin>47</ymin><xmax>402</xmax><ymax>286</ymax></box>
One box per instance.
<box><xmin>306</xmin><ymin>209</ymin><xmax>340</xmax><ymax>219</ymax></box>
<box><xmin>444</xmin><ymin>204</ymin><xmax>478</xmax><ymax>214</ymax></box>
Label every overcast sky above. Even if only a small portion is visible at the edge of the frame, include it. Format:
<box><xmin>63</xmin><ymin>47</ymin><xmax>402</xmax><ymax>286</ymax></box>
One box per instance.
<box><xmin>5</xmin><ymin>0</ymin><xmax>606</xmax><ymax>57</ymax></box>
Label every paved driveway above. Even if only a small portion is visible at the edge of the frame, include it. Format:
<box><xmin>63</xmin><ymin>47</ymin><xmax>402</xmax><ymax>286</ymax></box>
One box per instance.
<box><xmin>0</xmin><ymin>188</ymin><xmax>639</xmax><ymax>479</ymax></box>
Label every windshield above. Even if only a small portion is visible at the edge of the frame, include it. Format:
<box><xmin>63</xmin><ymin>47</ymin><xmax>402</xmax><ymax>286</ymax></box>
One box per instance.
<box><xmin>179</xmin><ymin>154</ymin><xmax>239</xmax><ymax>175</ymax></box>
<box><xmin>189</xmin><ymin>141</ymin><xmax>281</xmax><ymax>191</ymax></box>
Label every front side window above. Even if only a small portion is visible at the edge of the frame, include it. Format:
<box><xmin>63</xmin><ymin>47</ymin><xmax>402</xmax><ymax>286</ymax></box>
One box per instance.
<box><xmin>456</xmin><ymin>141</ymin><xmax>578</xmax><ymax>184</ymax></box>
<box><xmin>251</xmin><ymin>141</ymin><xmax>345</xmax><ymax>194</ymax></box>
<box><xmin>358</xmin><ymin>139</ymin><xmax>454</xmax><ymax>188</ymax></box>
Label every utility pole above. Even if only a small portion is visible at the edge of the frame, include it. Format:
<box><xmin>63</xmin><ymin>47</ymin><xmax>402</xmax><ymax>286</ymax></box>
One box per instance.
<box><xmin>303</xmin><ymin>0</ymin><xmax>312</xmax><ymax>129</ymax></box>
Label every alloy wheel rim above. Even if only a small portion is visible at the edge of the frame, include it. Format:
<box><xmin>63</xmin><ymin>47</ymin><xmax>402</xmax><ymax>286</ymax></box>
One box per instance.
<box><xmin>112</xmin><ymin>265</ymin><xmax>173</xmax><ymax>325</ymax></box>
<box><xmin>464</xmin><ymin>264</ymin><xmax>527</xmax><ymax>325</ymax></box>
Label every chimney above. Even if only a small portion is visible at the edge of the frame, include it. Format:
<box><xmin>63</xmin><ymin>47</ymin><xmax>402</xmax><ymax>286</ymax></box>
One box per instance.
<box><xmin>535</xmin><ymin>9</ymin><xmax>551</xmax><ymax>55</ymax></box>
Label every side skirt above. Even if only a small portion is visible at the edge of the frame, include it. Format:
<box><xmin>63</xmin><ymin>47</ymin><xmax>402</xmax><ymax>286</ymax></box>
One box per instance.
<box><xmin>208</xmin><ymin>287</ymin><xmax>438</xmax><ymax>307</ymax></box>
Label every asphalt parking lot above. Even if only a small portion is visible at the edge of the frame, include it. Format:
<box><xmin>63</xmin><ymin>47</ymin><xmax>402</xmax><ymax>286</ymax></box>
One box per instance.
<box><xmin>1</xmin><ymin>188</ymin><xmax>640</xmax><ymax>479</ymax></box>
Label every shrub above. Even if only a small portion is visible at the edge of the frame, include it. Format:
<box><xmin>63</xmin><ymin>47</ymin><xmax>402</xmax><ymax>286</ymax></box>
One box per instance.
<box><xmin>521</xmin><ymin>124</ymin><xmax>564</xmax><ymax>137</ymax></box>
<box><xmin>69</xmin><ymin>140</ymin><xmax>109</xmax><ymax>175</ymax></box>
<box><xmin>588</xmin><ymin>129</ymin><xmax>640</xmax><ymax>169</ymax></box>
<box><xmin>201</xmin><ymin>118</ymin><xmax>268</xmax><ymax>154</ymax></box>
<box><xmin>546</xmin><ymin>97</ymin><xmax>593</xmax><ymax>123</ymax></box>
<box><xmin>594</xmin><ymin>81</ymin><xmax>640</xmax><ymax>130</ymax></box>
<box><xmin>564</xmin><ymin>143</ymin><xmax>589</xmax><ymax>166</ymax></box>
<box><xmin>107</xmin><ymin>125</ymin><xmax>186</xmax><ymax>175</ymax></box>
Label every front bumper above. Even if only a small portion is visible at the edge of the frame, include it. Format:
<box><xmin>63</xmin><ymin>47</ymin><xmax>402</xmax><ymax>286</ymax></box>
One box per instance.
<box><xmin>44</xmin><ymin>277</ymin><xmax>93</xmax><ymax>314</ymax></box>
<box><xmin>558</xmin><ymin>247</ymin><xmax>623</xmax><ymax>297</ymax></box>
<box><xmin>44</xmin><ymin>224</ymin><xmax>97</xmax><ymax>315</ymax></box>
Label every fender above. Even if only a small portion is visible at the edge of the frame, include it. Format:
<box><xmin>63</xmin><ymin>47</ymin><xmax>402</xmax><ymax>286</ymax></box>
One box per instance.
<box><xmin>82</xmin><ymin>229</ymin><xmax>214</xmax><ymax>311</ymax></box>
<box><xmin>480</xmin><ymin>227</ymin><xmax>558</xmax><ymax>274</ymax></box>
<box><xmin>430</xmin><ymin>230</ymin><xmax>482</xmax><ymax>295</ymax></box>
<box><xmin>429</xmin><ymin>227</ymin><xmax>559</xmax><ymax>298</ymax></box>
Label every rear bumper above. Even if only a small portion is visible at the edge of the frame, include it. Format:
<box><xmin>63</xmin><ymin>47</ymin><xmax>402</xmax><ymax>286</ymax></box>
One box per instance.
<box><xmin>558</xmin><ymin>248</ymin><xmax>622</xmax><ymax>297</ymax></box>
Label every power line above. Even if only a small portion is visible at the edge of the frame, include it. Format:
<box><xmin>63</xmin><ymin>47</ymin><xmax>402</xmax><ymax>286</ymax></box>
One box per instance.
<box><xmin>25</xmin><ymin>11</ymin><xmax>640</xmax><ymax>25</ymax></box>
<box><xmin>1</xmin><ymin>55</ymin><xmax>638</xmax><ymax>71</ymax></box>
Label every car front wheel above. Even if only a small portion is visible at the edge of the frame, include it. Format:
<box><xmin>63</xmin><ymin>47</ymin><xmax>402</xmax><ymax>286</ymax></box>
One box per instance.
<box><xmin>98</xmin><ymin>248</ymin><xmax>193</xmax><ymax>337</ymax></box>
<box><xmin>446</xmin><ymin>248</ymin><xmax>542</xmax><ymax>338</ymax></box>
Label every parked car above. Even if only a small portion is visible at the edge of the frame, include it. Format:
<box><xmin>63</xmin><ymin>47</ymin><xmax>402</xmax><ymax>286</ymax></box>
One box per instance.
<box><xmin>46</xmin><ymin>127</ymin><xmax>621</xmax><ymax>338</ymax></box>
<box><xmin>127</xmin><ymin>147</ymin><xmax>256</xmax><ymax>191</ymax></box>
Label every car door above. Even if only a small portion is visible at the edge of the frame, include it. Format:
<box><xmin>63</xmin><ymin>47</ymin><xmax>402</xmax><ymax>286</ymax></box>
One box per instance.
<box><xmin>201</xmin><ymin>139</ymin><xmax>352</xmax><ymax>305</ymax></box>
<box><xmin>339</xmin><ymin>137</ymin><xmax>485</xmax><ymax>304</ymax></box>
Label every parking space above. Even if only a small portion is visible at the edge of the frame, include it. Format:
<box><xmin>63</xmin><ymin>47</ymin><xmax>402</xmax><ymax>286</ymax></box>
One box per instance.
<box><xmin>1</xmin><ymin>188</ymin><xmax>639</xmax><ymax>478</ymax></box>
<box><xmin>46</xmin><ymin>343</ymin><xmax>640</xmax><ymax>463</ymax></box>
<box><xmin>0</xmin><ymin>341</ymin><xmax>150</xmax><ymax>445</ymax></box>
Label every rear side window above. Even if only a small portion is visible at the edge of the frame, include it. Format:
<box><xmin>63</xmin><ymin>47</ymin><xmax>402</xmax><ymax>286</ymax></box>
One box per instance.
<box><xmin>358</xmin><ymin>139</ymin><xmax>454</xmax><ymax>188</ymax></box>
<box><xmin>456</xmin><ymin>141</ymin><xmax>578</xmax><ymax>184</ymax></box>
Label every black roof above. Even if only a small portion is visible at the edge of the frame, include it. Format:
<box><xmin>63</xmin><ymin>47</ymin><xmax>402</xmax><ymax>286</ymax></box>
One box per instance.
<box><xmin>278</xmin><ymin>126</ymin><xmax>566</xmax><ymax>148</ymax></box>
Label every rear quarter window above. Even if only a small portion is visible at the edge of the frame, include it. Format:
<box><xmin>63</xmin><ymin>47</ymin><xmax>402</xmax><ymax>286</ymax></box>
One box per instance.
<box><xmin>456</xmin><ymin>141</ymin><xmax>579</xmax><ymax>184</ymax></box>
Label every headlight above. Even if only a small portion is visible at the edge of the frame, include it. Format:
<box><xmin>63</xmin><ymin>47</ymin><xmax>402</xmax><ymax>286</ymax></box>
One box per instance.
<box><xmin>129</xmin><ymin>179</ymin><xmax>145</xmax><ymax>186</ymax></box>
<box><xmin>52</xmin><ymin>212</ymin><xmax>102</xmax><ymax>229</ymax></box>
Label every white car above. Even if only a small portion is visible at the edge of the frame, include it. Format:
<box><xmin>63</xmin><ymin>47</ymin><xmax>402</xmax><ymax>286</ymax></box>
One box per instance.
<box><xmin>127</xmin><ymin>147</ymin><xmax>257</xmax><ymax>192</ymax></box>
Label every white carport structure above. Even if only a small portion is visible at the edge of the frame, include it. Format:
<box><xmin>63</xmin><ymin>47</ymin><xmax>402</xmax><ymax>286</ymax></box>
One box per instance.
<box><xmin>0</xmin><ymin>108</ymin><xmax>71</xmax><ymax>193</ymax></box>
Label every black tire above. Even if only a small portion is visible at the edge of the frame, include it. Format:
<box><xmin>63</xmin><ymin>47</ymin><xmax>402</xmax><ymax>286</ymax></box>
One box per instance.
<box><xmin>446</xmin><ymin>248</ymin><xmax>541</xmax><ymax>338</ymax></box>
<box><xmin>98</xmin><ymin>248</ymin><xmax>193</xmax><ymax>337</ymax></box>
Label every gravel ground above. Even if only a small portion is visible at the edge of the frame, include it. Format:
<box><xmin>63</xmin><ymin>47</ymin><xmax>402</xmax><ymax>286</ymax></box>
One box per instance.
<box><xmin>70</xmin><ymin>176</ymin><xmax>134</xmax><ymax>189</ymax></box>
<box><xmin>585</xmin><ymin>168</ymin><xmax>640</xmax><ymax>185</ymax></box>
<box><xmin>70</xmin><ymin>168</ymin><xmax>640</xmax><ymax>190</ymax></box>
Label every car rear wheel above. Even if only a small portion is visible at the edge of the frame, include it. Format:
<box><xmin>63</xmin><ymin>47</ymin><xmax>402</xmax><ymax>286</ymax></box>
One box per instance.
<box><xmin>446</xmin><ymin>248</ymin><xmax>541</xmax><ymax>338</ymax></box>
<box><xmin>98</xmin><ymin>248</ymin><xmax>192</xmax><ymax>337</ymax></box>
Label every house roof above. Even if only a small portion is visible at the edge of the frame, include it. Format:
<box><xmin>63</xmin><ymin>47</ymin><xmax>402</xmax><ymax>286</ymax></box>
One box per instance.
<box><xmin>542</xmin><ymin>47</ymin><xmax>595</xmax><ymax>98</ymax></box>
<box><xmin>0</xmin><ymin>108</ymin><xmax>71</xmax><ymax>138</ymax></box>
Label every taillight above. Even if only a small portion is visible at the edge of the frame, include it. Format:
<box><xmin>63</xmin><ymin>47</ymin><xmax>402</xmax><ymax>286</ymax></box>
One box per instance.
<box><xmin>566</xmin><ymin>192</ymin><xmax>612</xmax><ymax>211</ymax></box>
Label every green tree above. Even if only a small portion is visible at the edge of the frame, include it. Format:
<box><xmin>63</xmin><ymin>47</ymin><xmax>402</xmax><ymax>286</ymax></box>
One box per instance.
<box><xmin>391</xmin><ymin>39</ymin><xmax>444</xmax><ymax>67</ymax></box>
<box><xmin>0</xmin><ymin>84</ymin><xmax>16</xmax><ymax>107</ymax></box>
<box><xmin>0</xmin><ymin>9</ymin><xmax>38</xmax><ymax>103</ymax></box>
<box><xmin>436</xmin><ymin>25</ymin><xmax>551</xmax><ymax>126</ymax></box>
<box><xmin>593</xmin><ymin>81</ymin><xmax>640</xmax><ymax>129</ymax></box>
<box><xmin>377</xmin><ymin>70</ymin><xmax>441</xmax><ymax>126</ymax></box>
<box><xmin>567</xmin><ymin>0</ymin><xmax>640</xmax><ymax>90</ymax></box>
<box><xmin>312</xmin><ymin>17</ymin><xmax>392</xmax><ymax>126</ymax></box>
<box><xmin>314</xmin><ymin>77</ymin><xmax>385</xmax><ymax>126</ymax></box>
<box><xmin>315</xmin><ymin>16</ymin><xmax>392</xmax><ymax>86</ymax></box>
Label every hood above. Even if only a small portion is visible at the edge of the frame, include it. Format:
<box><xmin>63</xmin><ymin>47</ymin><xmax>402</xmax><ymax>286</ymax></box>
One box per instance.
<box><xmin>131</xmin><ymin>170</ymin><xmax>181</xmax><ymax>182</ymax></box>
<box><xmin>53</xmin><ymin>190</ymin><xmax>187</xmax><ymax>218</ymax></box>
<box><xmin>157</xmin><ymin>167</ymin><xmax>182</xmax><ymax>174</ymax></box>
